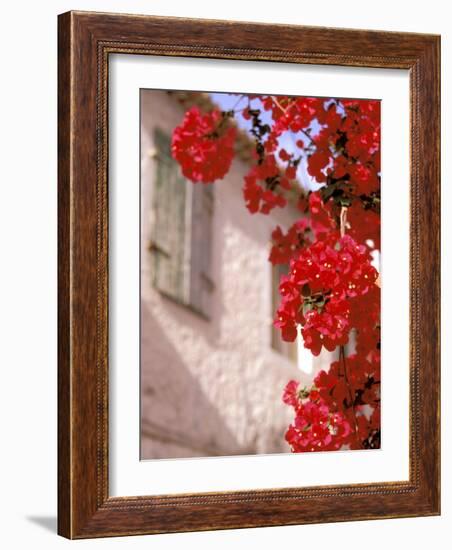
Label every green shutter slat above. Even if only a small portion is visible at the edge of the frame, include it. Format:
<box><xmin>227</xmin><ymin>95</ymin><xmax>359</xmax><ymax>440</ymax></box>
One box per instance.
<box><xmin>150</xmin><ymin>127</ymin><xmax>214</xmax><ymax>317</ymax></box>
<box><xmin>151</xmin><ymin>128</ymin><xmax>187</xmax><ymax>303</ymax></box>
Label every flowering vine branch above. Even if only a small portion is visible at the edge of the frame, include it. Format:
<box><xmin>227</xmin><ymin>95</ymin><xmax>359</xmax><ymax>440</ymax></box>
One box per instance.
<box><xmin>171</xmin><ymin>93</ymin><xmax>381</xmax><ymax>452</ymax></box>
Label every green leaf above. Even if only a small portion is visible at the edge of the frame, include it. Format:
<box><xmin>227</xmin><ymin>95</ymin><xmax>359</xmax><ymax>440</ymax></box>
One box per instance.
<box><xmin>320</xmin><ymin>184</ymin><xmax>337</xmax><ymax>201</ymax></box>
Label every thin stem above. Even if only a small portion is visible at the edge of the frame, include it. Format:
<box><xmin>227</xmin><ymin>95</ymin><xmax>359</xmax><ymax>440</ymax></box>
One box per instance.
<box><xmin>340</xmin><ymin>206</ymin><xmax>348</xmax><ymax>237</ymax></box>
<box><xmin>270</xmin><ymin>95</ymin><xmax>291</xmax><ymax>114</ymax></box>
<box><xmin>299</xmin><ymin>127</ymin><xmax>317</xmax><ymax>148</ymax></box>
<box><xmin>271</xmin><ymin>95</ymin><xmax>332</xmax><ymax>156</ymax></box>
<box><xmin>340</xmin><ymin>346</ymin><xmax>362</xmax><ymax>448</ymax></box>
<box><xmin>230</xmin><ymin>94</ymin><xmax>245</xmax><ymax>112</ymax></box>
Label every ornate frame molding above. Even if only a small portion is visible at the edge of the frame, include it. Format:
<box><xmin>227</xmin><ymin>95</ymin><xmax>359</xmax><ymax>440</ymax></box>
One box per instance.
<box><xmin>58</xmin><ymin>11</ymin><xmax>440</xmax><ymax>538</ymax></box>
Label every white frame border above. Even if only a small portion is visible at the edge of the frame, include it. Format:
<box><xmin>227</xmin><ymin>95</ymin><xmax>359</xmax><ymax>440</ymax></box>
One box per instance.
<box><xmin>109</xmin><ymin>54</ymin><xmax>410</xmax><ymax>497</ymax></box>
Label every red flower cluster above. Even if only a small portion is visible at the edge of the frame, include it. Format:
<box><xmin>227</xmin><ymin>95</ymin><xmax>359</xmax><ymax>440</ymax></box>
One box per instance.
<box><xmin>342</xmin><ymin>100</ymin><xmax>380</xmax><ymax>163</ymax></box>
<box><xmin>313</xmin><ymin>354</ymin><xmax>381</xmax><ymax>449</ymax></box>
<box><xmin>307</xmin><ymin>151</ymin><xmax>331</xmax><ymax>182</ymax></box>
<box><xmin>308</xmin><ymin>191</ymin><xmax>380</xmax><ymax>254</ymax></box>
<box><xmin>171</xmin><ymin>93</ymin><xmax>381</xmax><ymax>454</ymax></box>
<box><xmin>351</xmin><ymin>285</ymin><xmax>381</xmax><ymax>360</ymax></box>
<box><xmin>269</xmin><ymin>219</ymin><xmax>312</xmax><ymax>265</ymax></box>
<box><xmin>308</xmin><ymin>192</ymin><xmax>337</xmax><ymax>234</ymax></box>
<box><xmin>274</xmin><ymin>234</ymin><xmax>378</xmax><ymax>354</ymax></box>
<box><xmin>242</xmin><ymin>154</ymin><xmax>290</xmax><ymax>214</ymax></box>
<box><xmin>283</xmin><ymin>350</ymin><xmax>380</xmax><ymax>452</ymax></box>
<box><xmin>171</xmin><ymin>107</ymin><xmax>236</xmax><ymax>183</ymax></box>
<box><xmin>316</xmin><ymin>355</ymin><xmax>380</xmax><ymax>408</ymax></box>
<box><xmin>347</xmin><ymin>201</ymin><xmax>381</xmax><ymax>251</ymax></box>
<box><xmin>263</xmin><ymin>96</ymin><xmax>323</xmax><ymax>131</ymax></box>
<box><xmin>252</xmin><ymin>96</ymin><xmax>335</xmax><ymax>157</ymax></box>
<box><xmin>304</xmin><ymin>100</ymin><xmax>380</xmax><ymax>198</ymax></box>
<box><xmin>283</xmin><ymin>380</ymin><xmax>352</xmax><ymax>452</ymax></box>
<box><xmin>301</xmin><ymin>299</ymin><xmax>350</xmax><ymax>356</ymax></box>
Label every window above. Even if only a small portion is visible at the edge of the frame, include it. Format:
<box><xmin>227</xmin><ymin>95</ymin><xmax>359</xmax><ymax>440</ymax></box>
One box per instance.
<box><xmin>149</xmin><ymin>128</ymin><xmax>214</xmax><ymax>319</ymax></box>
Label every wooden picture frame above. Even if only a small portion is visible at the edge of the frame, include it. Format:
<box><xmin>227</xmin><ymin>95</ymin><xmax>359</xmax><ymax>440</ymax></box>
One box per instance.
<box><xmin>58</xmin><ymin>10</ymin><xmax>440</xmax><ymax>539</ymax></box>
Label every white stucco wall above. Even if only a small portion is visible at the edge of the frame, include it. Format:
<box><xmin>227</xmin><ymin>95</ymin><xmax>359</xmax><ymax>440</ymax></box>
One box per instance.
<box><xmin>140</xmin><ymin>90</ymin><xmax>330</xmax><ymax>459</ymax></box>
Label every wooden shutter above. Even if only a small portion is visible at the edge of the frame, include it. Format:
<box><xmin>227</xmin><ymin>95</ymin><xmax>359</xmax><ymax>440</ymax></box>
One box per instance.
<box><xmin>189</xmin><ymin>184</ymin><xmax>214</xmax><ymax>318</ymax></box>
<box><xmin>150</xmin><ymin>128</ymin><xmax>189</xmax><ymax>303</ymax></box>
<box><xmin>149</xmin><ymin>127</ymin><xmax>214</xmax><ymax>318</ymax></box>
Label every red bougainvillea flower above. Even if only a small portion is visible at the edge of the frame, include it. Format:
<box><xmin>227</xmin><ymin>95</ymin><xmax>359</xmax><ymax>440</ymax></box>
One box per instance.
<box><xmin>302</xmin><ymin>298</ymin><xmax>351</xmax><ymax>355</ymax></box>
<box><xmin>349</xmin><ymin>162</ymin><xmax>379</xmax><ymax>195</ymax></box>
<box><xmin>282</xmin><ymin>380</ymin><xmax>301</xmax><ymax>408</ymax></box>
<box><xmin>356</xmin><ymin>324</ymin><xmax>380</xmax><ymax>361</ymax></box>
<box><xmin>171</xmin><ymin>106</ymin><xmax>236</xmax><ymax>184</ymax></box>
<box><xmin>274</xmin><ymin>286</ymin><xmax>302</xmax><ymax>343</ymax></box>
<box><xmin>307</xmin><ymin>151</ymin><xmax>331</xmax><ymax>182</ymax></box>
<box><xmin>243</xmin><ymin>155</ymin><xmax>288</xmax><ymax>214</ymax></box>
<box><xmin>347</xmin><ymin>201</ymin><xmax>381</xmax><ymax>251</ymax></box>
<box><xmin>325</xmin><ymin>355</ymin><xmax>380</xmax><ymax>400</ymax></box>
<box><xmin>274</xmin><ymin>234</ymin><xmax>378</xmax><ymax>353</ymax></box>
<box><xmin>308</xmin><ymin>192</ymin><xmax>337</xmax><ymax>233</ymax></box>
<box><xmin>312</xmin><ymin>353</ymin><xmax>381</xmax><ymax>448</ymax></box>
<box><xmin>283</xmin><ymin>381</ymin><xmax>352</xmax><ymax>452</ymax></box>
<box><xmin>316</xmin><ymin>102</ymin><xmax>342</xmax><ymax>130</ymax></box>
<box><xmin>290</xmin><ymin>234</ymin><xmax>377</xmax><ymax>295</ymax></box>
<box><xmin>261</xmin><ymin>96</ymin><xmax>322</xmax><ymax>130</ymax></box>
<box><xmin>171</xmin><ymin>94</ymin><xmax>382</xmax><ymax>453</ymax></box>
<box><xmin>269</xmin><ymin>219</ymin><xmax>313</xmax><ymax>265</ymax></box>
<box><xmin>284</xmin><ymin>349</ymin><xmax>380</xmax><ymax>452</ymax></box>
<box><xmin>342</xmin><ymin>99</ymin><xmax>380</xmax><ymax>159</ymax></box>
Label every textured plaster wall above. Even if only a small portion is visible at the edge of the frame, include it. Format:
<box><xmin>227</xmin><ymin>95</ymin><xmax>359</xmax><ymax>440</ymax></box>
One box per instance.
<box><xmin>140</xmin><ymin>90</ymin><xmax>330</xmax><ymax>459</ymax></box>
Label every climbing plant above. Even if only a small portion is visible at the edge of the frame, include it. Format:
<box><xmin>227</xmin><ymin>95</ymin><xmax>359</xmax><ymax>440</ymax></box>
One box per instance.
<box><xmin>171</xmin><ymin>93</ymin><xmax>381</xmax><ymax>452</ymax></box>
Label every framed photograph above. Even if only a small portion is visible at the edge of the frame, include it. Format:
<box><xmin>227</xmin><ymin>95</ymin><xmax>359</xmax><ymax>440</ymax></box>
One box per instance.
<box><xmin>58</xmin><ymin>11</ymin><xmax>440</xmax><ymax>538</ymax></box>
